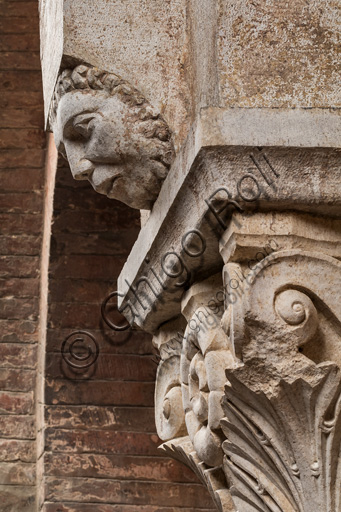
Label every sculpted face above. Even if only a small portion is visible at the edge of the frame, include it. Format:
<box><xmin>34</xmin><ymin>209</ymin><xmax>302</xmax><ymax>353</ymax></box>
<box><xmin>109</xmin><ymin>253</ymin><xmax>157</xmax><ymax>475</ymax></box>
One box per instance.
<box><xmin>53</xmin><ymin>90</ymin><xmax>173</xmax><ymax>209</ymax></box>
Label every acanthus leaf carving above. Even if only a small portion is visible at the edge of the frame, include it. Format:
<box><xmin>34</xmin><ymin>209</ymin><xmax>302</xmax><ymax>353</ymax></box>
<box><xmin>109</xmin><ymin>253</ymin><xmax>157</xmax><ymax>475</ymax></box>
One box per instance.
<box><xmin>153</xmin><ymin>247</ymin><xmax>341</xmax><ymax>512</ymax></box>
<box><xmin>221</xmin><ymin>250</ymin><xmax>341</xmax><ymax>512</ymax></box>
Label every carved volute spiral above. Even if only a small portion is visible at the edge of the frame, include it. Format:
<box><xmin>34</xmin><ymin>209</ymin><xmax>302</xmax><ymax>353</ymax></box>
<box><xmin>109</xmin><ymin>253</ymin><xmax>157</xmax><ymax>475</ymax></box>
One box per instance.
<box><xmin>155</xmin><ymin>355</ymin><xmax>187</xmax><ymax>441</ymax></box>
<box><xmin>275</xmin><ymin>289</ymin><xmax>318</xmax><ymax>347</ymax></box>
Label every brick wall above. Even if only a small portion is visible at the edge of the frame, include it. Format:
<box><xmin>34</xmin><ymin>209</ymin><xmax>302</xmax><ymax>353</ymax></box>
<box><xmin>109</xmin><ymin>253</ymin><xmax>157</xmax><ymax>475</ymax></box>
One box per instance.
<box><xmin>41</xmin><ymin>161</ymin><xmax>215</xmax><ymax>511</ymax></box>
<box><xmin>0</xmin><ymin>0</ymin><xmax>44</xmax><ymax>510</ymax></box>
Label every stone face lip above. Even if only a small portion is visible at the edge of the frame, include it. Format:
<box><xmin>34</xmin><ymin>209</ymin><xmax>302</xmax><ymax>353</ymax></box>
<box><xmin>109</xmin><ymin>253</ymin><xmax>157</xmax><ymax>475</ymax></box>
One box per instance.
<box><xmin>51</xmin><ymin>65</ymin><xmax>175</xmax><ymax>210</ymax></box>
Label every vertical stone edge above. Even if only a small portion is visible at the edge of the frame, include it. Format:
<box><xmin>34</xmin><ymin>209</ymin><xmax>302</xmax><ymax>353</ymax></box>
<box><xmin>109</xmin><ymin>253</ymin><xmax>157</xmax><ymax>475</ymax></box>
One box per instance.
<box><xmin>36</xmin><ymin>133</ymin><xmax>58</xmax><ymax>510</ymax></box>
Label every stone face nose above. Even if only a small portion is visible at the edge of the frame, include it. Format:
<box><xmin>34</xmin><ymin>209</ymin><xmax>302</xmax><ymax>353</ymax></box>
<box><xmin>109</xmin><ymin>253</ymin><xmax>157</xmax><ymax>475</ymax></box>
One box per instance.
<box><xmin>73</xmin><ymin>158</ymin><xmax>94</xmax><ymax>180</ymax></box>
<box><xmin>64</xmin><ymin>140</ymin><xmax>94</xmax><ymax>180</ymax></box>
<box><xmin>90</xmin><ymin>167</ymin><xmax>116</xmax><ymax>195</ymax></box>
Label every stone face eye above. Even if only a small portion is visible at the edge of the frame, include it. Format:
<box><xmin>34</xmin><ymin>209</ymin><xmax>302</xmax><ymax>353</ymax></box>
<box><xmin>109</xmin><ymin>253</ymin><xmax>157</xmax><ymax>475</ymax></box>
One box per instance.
<box><xmin>72</xmin><ymin>114</ymin><xmax>96</xmax><ymax>139</ymax></box>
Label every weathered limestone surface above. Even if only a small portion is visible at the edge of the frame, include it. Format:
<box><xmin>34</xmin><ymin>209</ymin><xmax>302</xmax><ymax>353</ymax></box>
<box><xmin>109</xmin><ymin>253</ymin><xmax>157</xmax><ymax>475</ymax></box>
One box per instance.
<box><xmin>216</xmin><ymin>1</ymin><xmax>340</xmax><ymax>109</ymax></box>
<box><xmin>41</xmin><ymin>0</ymin><xmax>340</xmax><ymax>145</ymax></box>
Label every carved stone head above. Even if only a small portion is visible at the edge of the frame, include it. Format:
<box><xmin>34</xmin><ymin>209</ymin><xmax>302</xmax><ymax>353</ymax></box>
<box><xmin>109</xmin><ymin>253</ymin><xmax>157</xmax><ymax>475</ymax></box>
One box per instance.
<box><xmin>51</xmin><ymin>65</ymin><xmax>175</xmax><ymax>210</ymax></box>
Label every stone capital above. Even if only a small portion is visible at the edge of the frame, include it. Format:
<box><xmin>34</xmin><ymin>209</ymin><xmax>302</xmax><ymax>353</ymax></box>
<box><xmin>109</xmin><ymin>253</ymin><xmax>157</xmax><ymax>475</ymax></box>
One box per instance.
<box><xmin>116</xmin><ymin>107</ymin><xmax>341</xmax><ymax>511</ymax></box>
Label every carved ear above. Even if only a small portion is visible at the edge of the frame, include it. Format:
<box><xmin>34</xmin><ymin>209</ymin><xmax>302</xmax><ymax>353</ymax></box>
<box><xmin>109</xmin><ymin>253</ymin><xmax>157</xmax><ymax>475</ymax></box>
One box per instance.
<box><xmin>71</xmin><ymin>65</ymin><xmax>89</xmax><ymax>89</ymax></box>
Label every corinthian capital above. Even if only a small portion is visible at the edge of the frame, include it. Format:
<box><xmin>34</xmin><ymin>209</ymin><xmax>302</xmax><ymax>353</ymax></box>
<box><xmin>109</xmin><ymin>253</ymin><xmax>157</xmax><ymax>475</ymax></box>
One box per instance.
<box><xmin>152</xmin><ymin>209</ymin><xmax>341</xmax><ymax>512</ymax></box>
<box><xmin>220</xmin><ymin>249</ymin><xmax>341</xmax><ymax>512</ymax></box>
<box><xmin>153</xmin><ymin>275</ymin><xmax>237</xmax><ymax>511</ymax></box>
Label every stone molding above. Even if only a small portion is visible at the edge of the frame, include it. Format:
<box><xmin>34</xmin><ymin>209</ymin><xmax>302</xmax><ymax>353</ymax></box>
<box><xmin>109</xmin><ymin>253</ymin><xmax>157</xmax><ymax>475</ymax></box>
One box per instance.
<box><xmin>118</xmin><ymin>107</ymin><xmax>340</xmax><ymax>330</ymax></box>
<box><xmin>119</xmin><ymin>107</ymin><xmax>341</xmax><ymax>306</ymax></box>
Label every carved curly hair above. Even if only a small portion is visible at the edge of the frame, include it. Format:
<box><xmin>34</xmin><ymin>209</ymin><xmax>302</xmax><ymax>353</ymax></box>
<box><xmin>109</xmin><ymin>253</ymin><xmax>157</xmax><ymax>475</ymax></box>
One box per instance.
<box><xmin>50</xmin><ymin>64</ymin><xmax>174</xmax><ymax>167</ymax></box>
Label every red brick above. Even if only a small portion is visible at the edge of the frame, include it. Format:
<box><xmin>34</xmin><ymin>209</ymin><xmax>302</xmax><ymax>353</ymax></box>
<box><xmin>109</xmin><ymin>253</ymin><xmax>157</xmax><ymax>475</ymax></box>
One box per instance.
<box><xmin>51</xmin><ymin>232</ymin><xmax>138</xmax><ymax>257</ymax></box>
<box><xmin>0</xmin><ymin>17</ymin><xmax>38</xmax><ymax>34</ymax></box>
<box><xmin>0</xmin><ymin>368</ymin><xmax>35</xmax><ymax>392</ymax></box>
<box><xmin>45</xmin><ymin>428</ymin><xmax>161</xmax><ymax>457</ymax></box>
<box><xmin>0</xmin><ymin>2</ymin><xmax>38</xmax><ymax>17</ymax></box>
<box><xmin>46</xmin><ymin>353</ymin><xmax>156</xmax><ymax>382</ymax></box>
<box><xmin>0</xmin><ymin>148</ymin><xmax>45</xmax><ymax>168</ymax></box>
<box><xmin>0</xmin><ymin>33</ymin><xmax>40</xmax><ymax>51</ymax></box>
<box><xmin>45</xmin><ymin>405</ymin><xmax>156</xmax><ymax>432</ymax></box>
<box><xmin>0</xmin><ymin>235</ymin><xmax>41</xmax><ymax>255</ymax></box>
<box><xmin>50</xmin><ymin>255</ymin><xmax>127</xmax><ymax>280</ymax></box>
<box><xmin>0</xmin><ymin>344</ymin><xmax>37</xmax><ymax>369</ymax></box>
<box><xmin>46</xmin><ymin>328</ymin><xmax>153</xmax><ymax>355</ymax></box>
<box><xmin>47</xmin><ymin>302</ymin><xmax>101</xmax><ymax>330</ymax></box>
<box><xmin>45</xmin><ymin>380</ymin><xmax>155</xmax><ymax>407</ymax></box>
<box><xmin>0</xmin><ymin>71</ymin><xmax>42</xmax><ymax>91</ymax></box>
<box><xmin>0</xmin><ymin>51</ymin><xmax>40</xmax><ymax>70</ymax></box>
<box><xmin>53</xmin><ymin>184</ymin><xmax>139</xmax><ymax>217</ymax></box>
<box><xmin>0</xmin><ymin>169</ymin><xmax>44</xmax><ymax>191</ymax></box>
<box><xmin>0</xmin><ymin>108</ymin><xmax>43</xmax><ymax>127</ymax></box>
<box><xmin>52</xmin><ymin>209</ymin><xmax>140</xmax><ymax>233</ymax></box>
<box><xmin>0</xmin><ymin>438</ymin><xmax>35</xmax><ymax>461</ymax></box>
<box><xmin>47</xmin><ymin>299</ymin><xmax>141</xmax><ymax>329</ymax></box>
<box><xmin>48</xmin><ymin>278</ymin><xmax>112</xmax><ymax>303</ymax></box>
<box><xmin>0</xmin><ymin>193</ymin><xmax>42</xmax><ymax>213</ymax></box>
<box><xmin>0</xmin><ymin>277</ymin><xmax>39</xmax><ymax>297</ymax></box>
<box><xmin>0</xmin><ymin>319</ymin><xmax>38</xmax><ymax>343</ymax></box>
<box><xmin>55</xmin><ymin>165</ymin><xmax>89</xmax><ymax>188</ymax></box>
<box><xmin>44</xmin><ymin>453</ymin><xmax>199</xmax><ymax>483</ymax></box>
<box><xmin>0</xmin><ymin>91</ymin><xmax>43</xmax><ymax>108</ymax></box>
<box><xmin>0</xmin><ymin>415</ymin><xmax>35</xmax><ymax>439</ymax></box>
<box><xmin>0</xmin><ymin>462</ymin><xmax>35</xmax><ymax>485</ymax></box>
<box><xmin>0</xmin><ymin>391</ymin><xmax>33</xmax><ymax>414</ymax></box>
<box><xmin>0</xmin><ymin>485</ymin><xmax>36</xmax><ymax>511</ymax></box>
<box><xmin>0</xmin><ymin>297</ymin><xmax>39</xmax><ymax>320</ymax></box>
<box><xmin>45</xmin><ymin>477</ymin><xmax>215</xmax><ymax>508</ymax></box>
<box><xmin>44</xmin><ymin>505</ymin><xmax>215</xmax><ymax>512</ymax></box>
<box><xmin>0</xmin><ymin>128</ymin><xmax>45</xmax><ymax>149</ymax></box>
<box><xmin>47</xmin><ymin>302</ymin><xmax>141</xmax><ymax>333</ymax></box>
<box><xmin>0</xmin><ymin>213</ymin><xmax>42</xmax><ymax>234</ymax></box>
<box><xmin>0</xmin><ymin>256</ymin><xmax>40</xmax><ymax>278</ymax></box>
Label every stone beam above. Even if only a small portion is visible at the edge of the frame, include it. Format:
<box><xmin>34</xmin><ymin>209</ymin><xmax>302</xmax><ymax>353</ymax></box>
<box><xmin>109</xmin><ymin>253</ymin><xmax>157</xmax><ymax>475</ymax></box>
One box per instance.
<box><xmin>117</xmin><ymin>108</ymin><xmax>341</xmax><ymax>331</ymax></box>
